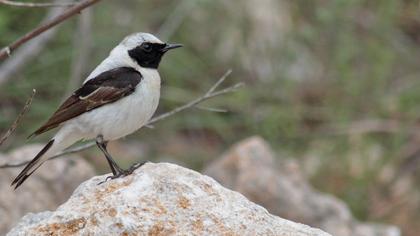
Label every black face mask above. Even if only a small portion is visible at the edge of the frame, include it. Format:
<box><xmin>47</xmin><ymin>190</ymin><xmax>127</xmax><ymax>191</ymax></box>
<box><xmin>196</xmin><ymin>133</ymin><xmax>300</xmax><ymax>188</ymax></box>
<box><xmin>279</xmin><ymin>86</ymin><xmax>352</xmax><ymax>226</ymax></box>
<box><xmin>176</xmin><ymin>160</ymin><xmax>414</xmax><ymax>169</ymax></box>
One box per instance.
<box><xmin>128</xmin><ymin>43</ymin><xmax>166</xmax><ymax>69</ymax></box>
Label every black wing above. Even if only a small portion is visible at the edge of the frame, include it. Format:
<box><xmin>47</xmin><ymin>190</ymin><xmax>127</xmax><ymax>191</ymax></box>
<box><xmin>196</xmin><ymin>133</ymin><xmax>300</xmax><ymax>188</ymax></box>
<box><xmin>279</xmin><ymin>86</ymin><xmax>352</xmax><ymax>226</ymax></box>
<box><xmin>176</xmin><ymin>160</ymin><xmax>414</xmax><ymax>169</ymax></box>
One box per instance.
<box><xmin>30</xmin><ymin>67</ymin><xmax>143</xmax><ymax>137</ymax></box>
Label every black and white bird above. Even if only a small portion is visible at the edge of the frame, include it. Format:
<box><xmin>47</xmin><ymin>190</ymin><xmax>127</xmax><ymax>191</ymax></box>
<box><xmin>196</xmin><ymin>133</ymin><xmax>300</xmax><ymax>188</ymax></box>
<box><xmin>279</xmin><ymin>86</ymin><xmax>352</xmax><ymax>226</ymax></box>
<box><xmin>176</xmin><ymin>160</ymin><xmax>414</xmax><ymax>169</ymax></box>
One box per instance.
<box><xmin>11</xmin><ymin>32</ymin><xmax>182</xmax><ymax>189</ymax></box>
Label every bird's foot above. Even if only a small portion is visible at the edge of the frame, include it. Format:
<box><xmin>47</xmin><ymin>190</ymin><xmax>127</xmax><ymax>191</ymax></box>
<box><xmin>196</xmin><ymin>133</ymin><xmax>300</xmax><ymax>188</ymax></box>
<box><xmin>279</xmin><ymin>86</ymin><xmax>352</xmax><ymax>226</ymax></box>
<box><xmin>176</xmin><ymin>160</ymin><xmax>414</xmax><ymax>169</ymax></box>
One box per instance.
<box><xmin>98</xmin><ymin>161</ymin><xmax>148</xmax><ymax>185</ymax></box>
<box><xmin>126</xmin><ymin>161</ymin><xmax>148</xmax><ymax>173</ymax></box>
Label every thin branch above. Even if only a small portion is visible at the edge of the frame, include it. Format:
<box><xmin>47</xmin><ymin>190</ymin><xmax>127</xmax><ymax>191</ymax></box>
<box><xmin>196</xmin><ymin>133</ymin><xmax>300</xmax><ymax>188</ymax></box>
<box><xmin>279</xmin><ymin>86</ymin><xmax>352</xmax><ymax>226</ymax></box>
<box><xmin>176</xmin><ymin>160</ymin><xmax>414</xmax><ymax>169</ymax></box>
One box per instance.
<box><xmin>196</xmin><ymin>106</ymin><xmax>228</xmax><ymax>113</ymax></box>
<box><xmin>0</xmin><ymin>89</ymin><xmax>36</xmax><ymax>146</ymax></box>
<box><xmin>0</xmin><ymin>141</ymin><xmax>92</xmax><ymax>168</ymax></box>
<box><xmin>0</xmin><ymin>0</ymin><xmax>77</xmax><ymax>7</ymax></box>
<box><xmin>0</xmin><ymin>0</ymin><xmax>65</xmax><ymax>87</ymax></box>
<box><xmin>147</xmin><ymin>71</ymin><xmax>241</xmax><ymax>125</ymax></box>
<box><xmin>0</xmin><ymin>70</ymin><xmax>243</xmax><ymax>168</ymax></box>
<box><xmin>206</xmin><ymin>69</ymin><xmax>232</xmax><ymax>95</ymax></box>
<box><xmin>0</xmin><ymin>0</ymin><xmax>102</xmax><ymax>61</ymax></box>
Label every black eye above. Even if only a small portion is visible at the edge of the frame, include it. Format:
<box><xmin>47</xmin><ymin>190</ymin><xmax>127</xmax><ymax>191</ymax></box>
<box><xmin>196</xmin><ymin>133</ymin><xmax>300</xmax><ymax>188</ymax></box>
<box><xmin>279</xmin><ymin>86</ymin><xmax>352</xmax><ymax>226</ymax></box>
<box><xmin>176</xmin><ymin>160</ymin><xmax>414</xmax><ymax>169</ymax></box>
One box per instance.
<box><xmin>141</xmin><ymin>43</ymin><xmax>152</xmax><ymax>52</ymax></box>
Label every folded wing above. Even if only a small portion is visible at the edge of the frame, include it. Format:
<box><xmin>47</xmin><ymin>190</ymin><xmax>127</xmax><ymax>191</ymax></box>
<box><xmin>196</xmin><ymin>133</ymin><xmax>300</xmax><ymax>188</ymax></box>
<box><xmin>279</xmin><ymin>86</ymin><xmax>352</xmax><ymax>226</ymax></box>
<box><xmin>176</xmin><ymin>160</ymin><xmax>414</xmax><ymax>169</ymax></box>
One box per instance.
<box><xmin>30</xmin><ymin>67</ymin><xmax>143</xmax><ymax>137</ymax></box>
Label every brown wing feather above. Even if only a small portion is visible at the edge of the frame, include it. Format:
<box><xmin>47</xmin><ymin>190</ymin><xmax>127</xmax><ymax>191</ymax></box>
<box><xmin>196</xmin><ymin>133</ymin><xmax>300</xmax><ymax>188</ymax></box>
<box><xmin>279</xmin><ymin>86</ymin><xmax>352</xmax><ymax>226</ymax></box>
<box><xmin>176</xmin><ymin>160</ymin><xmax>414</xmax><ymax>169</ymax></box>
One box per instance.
<box><xmin>30</xmin><ymin>86</ymin><xmax>132</xmax><ymax>137</ymax></box>
<box><xmin>28</xmin><ymin>67</ymin><xmax>142</xmax><ymax>138</ymax></box>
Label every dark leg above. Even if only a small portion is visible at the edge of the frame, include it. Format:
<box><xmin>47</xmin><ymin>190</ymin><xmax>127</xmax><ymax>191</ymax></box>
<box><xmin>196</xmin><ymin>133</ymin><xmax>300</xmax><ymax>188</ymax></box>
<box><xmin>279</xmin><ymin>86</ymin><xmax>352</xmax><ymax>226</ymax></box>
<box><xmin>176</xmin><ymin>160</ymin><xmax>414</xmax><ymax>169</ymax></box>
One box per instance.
<box><xmin>96</xmin><ymin>135</ymin><xmax>123</xmax><ymax>175</ymax></box>
<box><xmin>102</xmin><ymin>161</ymin><xmax>148</xmax><ymax>182</ymax></box>
<box><xmin>96</xmin><ymin>135</ymin><xmax>148</xmax><ymax>184</ymax></box>
<box><xmin>97</xmin><ymin>141</ymin><xmax>116</xmax><ymax>175</ymax></box>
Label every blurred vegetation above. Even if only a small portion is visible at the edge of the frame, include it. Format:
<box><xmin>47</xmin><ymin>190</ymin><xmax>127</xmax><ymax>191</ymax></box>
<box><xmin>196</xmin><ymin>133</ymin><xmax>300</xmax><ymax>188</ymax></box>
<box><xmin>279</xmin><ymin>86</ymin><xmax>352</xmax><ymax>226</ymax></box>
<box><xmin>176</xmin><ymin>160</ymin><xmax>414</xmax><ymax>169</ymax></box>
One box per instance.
<box><xmin>1</xmin><ymin>0</ymin><xmax>420</xmax><ymax>235</ymax></box>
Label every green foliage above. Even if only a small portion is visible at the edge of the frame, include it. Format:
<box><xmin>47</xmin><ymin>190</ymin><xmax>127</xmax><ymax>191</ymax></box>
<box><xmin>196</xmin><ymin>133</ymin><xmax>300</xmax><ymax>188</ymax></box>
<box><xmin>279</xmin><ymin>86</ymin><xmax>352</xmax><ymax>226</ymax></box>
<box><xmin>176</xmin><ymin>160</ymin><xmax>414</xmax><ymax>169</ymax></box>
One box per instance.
<box><xmin>1</xmin><ymin>0</ymin><xmax>420</xmax><ymax>232</ymax></box>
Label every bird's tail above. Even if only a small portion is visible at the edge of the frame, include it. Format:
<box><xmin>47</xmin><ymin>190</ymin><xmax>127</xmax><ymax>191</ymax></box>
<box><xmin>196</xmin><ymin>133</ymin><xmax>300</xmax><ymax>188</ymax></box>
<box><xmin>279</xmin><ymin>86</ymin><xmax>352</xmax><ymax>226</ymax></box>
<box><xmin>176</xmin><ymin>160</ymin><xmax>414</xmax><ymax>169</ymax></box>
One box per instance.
<box><xmin>11</xmin><ymin>130</ymin><xmax>80</xmax><ymax>189</ymax></box>
<box><xmin>11</xmin><ymin>139</ymin><xmax>55</xmax><ymax>189</ymax></box>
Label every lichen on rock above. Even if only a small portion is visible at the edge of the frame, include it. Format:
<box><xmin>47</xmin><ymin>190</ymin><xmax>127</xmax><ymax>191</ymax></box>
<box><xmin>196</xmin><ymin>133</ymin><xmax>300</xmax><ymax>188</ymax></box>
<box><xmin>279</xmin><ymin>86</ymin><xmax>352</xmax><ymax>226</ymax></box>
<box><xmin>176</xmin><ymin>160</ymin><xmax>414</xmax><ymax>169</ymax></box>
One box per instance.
<box><xmin>7</xmin><ymin>162</ymin><xmax>330</xmax><ymax>236</ymax></box>
<box><xmin>0</xmin><ymin>144</ymin><xmax>95</xmax><ymax>235</ymax></box>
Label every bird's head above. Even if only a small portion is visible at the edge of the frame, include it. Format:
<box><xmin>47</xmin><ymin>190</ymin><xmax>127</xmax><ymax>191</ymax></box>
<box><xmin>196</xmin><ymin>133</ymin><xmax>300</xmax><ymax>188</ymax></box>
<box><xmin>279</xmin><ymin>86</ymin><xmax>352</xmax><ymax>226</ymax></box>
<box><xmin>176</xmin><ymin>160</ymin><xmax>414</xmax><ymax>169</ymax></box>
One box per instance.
<box><xmin>119</xmin><ymin>32</ymin><xmax>182</xmax><ymax>69</ymax></box>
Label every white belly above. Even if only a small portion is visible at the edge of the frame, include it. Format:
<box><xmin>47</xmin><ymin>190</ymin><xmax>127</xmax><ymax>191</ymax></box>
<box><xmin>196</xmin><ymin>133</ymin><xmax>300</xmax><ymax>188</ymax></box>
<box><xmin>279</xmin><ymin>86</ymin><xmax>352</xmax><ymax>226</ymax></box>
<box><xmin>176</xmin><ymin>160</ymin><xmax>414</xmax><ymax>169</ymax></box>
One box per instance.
<box><xmin>68</xmin><ymin>69</ymin><xmax>161</xmax><ymax>141</ymax></box>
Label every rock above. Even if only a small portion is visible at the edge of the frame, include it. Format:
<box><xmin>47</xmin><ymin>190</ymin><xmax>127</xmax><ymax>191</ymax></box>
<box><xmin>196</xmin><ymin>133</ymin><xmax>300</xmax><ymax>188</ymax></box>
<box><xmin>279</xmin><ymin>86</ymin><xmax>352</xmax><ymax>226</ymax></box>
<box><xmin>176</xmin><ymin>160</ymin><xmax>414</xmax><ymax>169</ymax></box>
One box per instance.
<box><xmin>204</xmin><ymin>136</ymin><xmax>401</xmax><ymax>236</ymax></box>
<box><xmin>0</xmin><ymin>144</ymin><xmax>95</xmax><ymax>235</ymax></box>
<box><xmin>7</xmin><ymin>162</ymin><xmax>330</xmax><ymax>236</ymax></box>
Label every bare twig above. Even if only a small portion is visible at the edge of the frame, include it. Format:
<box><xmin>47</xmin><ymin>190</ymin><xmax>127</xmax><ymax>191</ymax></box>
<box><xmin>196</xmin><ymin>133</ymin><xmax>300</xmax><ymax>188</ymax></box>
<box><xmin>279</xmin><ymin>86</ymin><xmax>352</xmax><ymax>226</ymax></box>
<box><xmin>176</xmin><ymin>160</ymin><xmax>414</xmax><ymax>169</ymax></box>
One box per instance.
<box><xmin>0</xmin><ymin>70</ymin><xmax>243</xmax><ymax>168</ymax></box>
<box><xmin>206</xmin><ymin>69</ymin><xmax>232</xmax><ymax>95</ymax></box>
<box><xmin>196</xmin><ymin>106</ymin><xmax>228</xmax><ymax>113</ymax></box>
<box><xmin>0</xmin><ymin>89</ymin><xmax>36</xmax><ymax>146</ymax></box>
<box><xmin>0</xmin><ymin>0</ymin><xmax>65</xmax><ymax>87</ymax></box>
<box><xmin>0</xmin><ymin>0</ymin><xmax>77</xmax><ymax>7</ymax></box>
<box><xmin>0</xmin><ymin>0</ymin><xmax>102</xmax><ymax>61</ymax></box>
<box><xmin>147</xmin><ymin>71</ymin><xmax>241</xmax><ymax>125</ymax></box>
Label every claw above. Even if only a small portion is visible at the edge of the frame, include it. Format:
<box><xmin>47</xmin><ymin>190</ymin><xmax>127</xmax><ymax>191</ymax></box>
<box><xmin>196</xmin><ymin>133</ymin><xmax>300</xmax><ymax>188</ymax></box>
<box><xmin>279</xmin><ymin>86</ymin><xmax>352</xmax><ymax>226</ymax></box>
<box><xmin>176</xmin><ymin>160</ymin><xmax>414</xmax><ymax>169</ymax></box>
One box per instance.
<box><xmin>127</xmin><ymin>161</ymin><xmax>148</xmax><ymax>173</ymax></box>
<box><xmin>98</xmin><ymin>161</ymin><xmax>148</xmax><ymax>185</ymax></box>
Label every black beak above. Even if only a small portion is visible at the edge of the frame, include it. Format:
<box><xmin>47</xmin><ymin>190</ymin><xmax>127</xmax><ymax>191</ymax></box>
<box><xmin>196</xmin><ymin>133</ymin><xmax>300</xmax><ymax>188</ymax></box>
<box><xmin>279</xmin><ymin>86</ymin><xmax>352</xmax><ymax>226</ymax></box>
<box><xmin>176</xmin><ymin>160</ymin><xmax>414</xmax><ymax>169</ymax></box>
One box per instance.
<box><xmin>161</xmin><ymin>43</ymin><xmax>183</xmax><ymax>52</ymax></box>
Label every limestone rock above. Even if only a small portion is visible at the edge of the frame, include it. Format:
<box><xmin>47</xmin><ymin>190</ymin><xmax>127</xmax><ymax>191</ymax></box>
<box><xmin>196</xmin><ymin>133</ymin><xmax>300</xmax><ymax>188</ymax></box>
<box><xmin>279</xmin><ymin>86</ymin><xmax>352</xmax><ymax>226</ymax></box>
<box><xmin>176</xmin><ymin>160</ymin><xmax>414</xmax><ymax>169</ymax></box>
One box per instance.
<box><xmin>7</xmin><ymin>162</ymin><xmax>330</xmax><ymax>236</ymax></box>
<box><xmin>204</xmin><ymin>136</ymin><xmax>400</xmax><ymax>236</ymax></box>
<box><xmin>0</xmin><ymin>144</ymin><xmax>95</xmax><ymax>235</ymax></box>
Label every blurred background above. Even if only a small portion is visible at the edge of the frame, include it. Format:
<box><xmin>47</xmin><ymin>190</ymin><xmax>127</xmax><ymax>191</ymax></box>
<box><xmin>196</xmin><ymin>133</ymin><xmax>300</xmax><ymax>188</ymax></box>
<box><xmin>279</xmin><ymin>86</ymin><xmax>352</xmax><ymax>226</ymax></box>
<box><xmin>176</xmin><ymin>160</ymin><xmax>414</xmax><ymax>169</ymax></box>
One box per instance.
<box><xmin>1</xmin><ymin>0</ymin><xmax>420</xmax><ymax>235</ymax></box>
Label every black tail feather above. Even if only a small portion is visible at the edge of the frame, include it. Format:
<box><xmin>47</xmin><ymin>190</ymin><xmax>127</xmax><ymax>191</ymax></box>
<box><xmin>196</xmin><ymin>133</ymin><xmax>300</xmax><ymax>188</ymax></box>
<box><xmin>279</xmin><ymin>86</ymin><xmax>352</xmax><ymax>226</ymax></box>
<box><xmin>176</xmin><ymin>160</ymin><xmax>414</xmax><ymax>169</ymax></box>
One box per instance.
<box><xmin>13</xmin><ymin>172</ymin><xmax>32</xmax><ymax>190</ymax></box>
<box><xmin>11</xmin><ymin>139</ymin><xmax>54</xmax><ymax>189</ymax></box>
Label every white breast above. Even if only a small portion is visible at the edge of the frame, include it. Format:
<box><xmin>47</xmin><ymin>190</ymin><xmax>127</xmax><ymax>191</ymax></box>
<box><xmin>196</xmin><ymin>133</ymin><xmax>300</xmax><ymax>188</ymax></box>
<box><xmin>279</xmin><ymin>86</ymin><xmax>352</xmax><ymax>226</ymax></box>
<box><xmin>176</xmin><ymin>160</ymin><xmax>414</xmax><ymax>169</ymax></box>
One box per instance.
<box><xmin>69</xmin><ymin>68</ymin><xmax>161</xmax><ymax>141</ymax></box>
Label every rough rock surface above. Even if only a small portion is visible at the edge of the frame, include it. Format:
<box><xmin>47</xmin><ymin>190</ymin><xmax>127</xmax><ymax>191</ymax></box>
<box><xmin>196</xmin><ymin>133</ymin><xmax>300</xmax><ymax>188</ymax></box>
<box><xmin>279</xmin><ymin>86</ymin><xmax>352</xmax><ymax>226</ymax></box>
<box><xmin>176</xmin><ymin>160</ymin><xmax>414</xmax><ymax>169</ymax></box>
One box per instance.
<box><xmin>0</xmin><ymin>144</ymin><xmax>95</xmax><ymax>235</ymax></box>
<box><xmin>7</xmin><ymin>162</ymin><xmax>330</xmax><ymax>236</ymax></box>
<box><xmin>204</xmin><ymin>137</ymin><xmax>401</xmax><ymax>236</ymax></box>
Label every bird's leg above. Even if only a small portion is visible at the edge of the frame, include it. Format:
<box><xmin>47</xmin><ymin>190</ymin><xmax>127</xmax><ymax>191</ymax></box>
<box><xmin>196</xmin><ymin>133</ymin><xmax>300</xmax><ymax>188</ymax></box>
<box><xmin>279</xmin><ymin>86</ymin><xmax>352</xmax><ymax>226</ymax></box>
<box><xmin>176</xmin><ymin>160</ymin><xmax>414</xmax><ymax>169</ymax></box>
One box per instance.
<box><xmin>102</xmin><ymin>161</ymin><xmax>149</xmax><ymax>183</ymax></box>
<box><xmin>96</xmin><ymin>135</ymin><xmax>149</xmax><ymax>184</ymax></box>
<box><xmin>95</xmin><ymin>135</ymin><xmax>124</xmax><ymax>175</ymax></box>
<box><xmin>97</xmin><ymin>141</ymin><xmax>116</xmax><ymax>176</ymax></box>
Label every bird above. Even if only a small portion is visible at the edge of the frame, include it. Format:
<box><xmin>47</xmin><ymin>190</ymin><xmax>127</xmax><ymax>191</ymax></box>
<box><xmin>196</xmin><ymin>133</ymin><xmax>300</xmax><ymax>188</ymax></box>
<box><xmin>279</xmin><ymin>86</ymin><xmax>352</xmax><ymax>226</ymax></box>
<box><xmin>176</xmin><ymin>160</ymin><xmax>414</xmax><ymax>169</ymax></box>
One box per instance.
<box><xmin>11</xmin><ymin>32</ymin><xmax>182</xmax><ymax>189</ymax></box>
